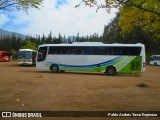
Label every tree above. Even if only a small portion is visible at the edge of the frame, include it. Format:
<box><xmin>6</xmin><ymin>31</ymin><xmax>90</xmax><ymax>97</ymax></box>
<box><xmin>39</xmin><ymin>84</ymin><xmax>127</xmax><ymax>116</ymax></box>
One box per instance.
<box><xmin>78</xmin><ymin>0</ymin><xmax>160</xmax><ymax>15</ymax></box>
<box><xmin>41</xmin><ymin>34</ymin><xmax>46</xmax><ymax>44</ymax></box>
<box><xmin>78</xmin><ymin>0</ymin><xmax>160</xmax><ymax>41</ymax></box>
<box><xmin>21</xmin><ymin>39</ymin><xmax>37</xmax><ymax>50</ymax></box>
<box><xmin>119</xmin><ymin>0</ymin><xmax>160</xmax><ymax>40</ymax></box>
<box><xmin>0</xmin><ymin>0</ymin><xmax>43</xmax><ymax>12</ymax></box>
<box><xmin>46</xmin><ymin>31</ymin><xmax>52</xmax><ymax>44</ymax></box>
<box><xmin>57</xmin><ymin>33</ymin><xmax>63</xmax><ymax>44</ymax></box>
<box><xmin>76</xmin><ymin>32</ymin><xmax>80</xmax><ymax>42</ymax></box>
<box><xmin>10</xmin><ymin>49</ymin><xmax>18</xmax><ymax>59</ymax></box>
<box><xmin>76</xmin><ymin>0</ymin><xmax>120</xmax><ymax>13</ymax></box>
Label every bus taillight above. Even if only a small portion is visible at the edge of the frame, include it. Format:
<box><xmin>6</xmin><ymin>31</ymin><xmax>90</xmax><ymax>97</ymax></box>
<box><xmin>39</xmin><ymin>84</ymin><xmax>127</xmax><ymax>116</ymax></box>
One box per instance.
<box><xmin>143</xmin><ymin>62</ymin><xmax>145</xmax><ymax>67</ymax></box>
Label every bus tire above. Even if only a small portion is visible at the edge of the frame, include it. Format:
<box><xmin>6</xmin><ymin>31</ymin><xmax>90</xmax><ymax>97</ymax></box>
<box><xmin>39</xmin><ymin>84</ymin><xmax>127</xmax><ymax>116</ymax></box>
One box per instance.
<box><xmin>50</xmin><ymin>64</ymin><xmax>59</xmax><ymax>73</ymax></box>
<box><xmin>154</xmin><ymin>62</ymin><xmax>157</xmax><ymax>66</ymax></box>
<box><xmin>106</xmin><ymin>66</ymin><xmax>116</xmax><ymax>75</ymax></box>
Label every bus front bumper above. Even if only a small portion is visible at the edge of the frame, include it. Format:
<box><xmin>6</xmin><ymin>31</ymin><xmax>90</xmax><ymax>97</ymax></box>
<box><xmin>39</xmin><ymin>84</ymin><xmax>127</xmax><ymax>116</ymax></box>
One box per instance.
<box><xmin>18</xmin><ymin>60</ymin><xmax>33</xmax><ymax>65</ymax></box>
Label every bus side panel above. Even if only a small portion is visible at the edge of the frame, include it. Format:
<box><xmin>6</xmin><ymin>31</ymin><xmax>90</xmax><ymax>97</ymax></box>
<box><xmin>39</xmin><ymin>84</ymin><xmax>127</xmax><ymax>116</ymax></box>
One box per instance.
<box><xmin>117</xmin><ymin>56</ymin><xmax>142</xmax><ymax>73</ymax></box>
<box><xmin>58</xmin><ymin>56</ymin><xmax>121</xmax><ymax>72</ymax></box>
<box><xmin>45</xmin><ymin>55</ymin><xmax>121</xmax><ymax>72</ymax></box>
<box><xmin>36</xmin><ymin>61</ymin><xmax>50</xmax><ymax>70</ymax></box>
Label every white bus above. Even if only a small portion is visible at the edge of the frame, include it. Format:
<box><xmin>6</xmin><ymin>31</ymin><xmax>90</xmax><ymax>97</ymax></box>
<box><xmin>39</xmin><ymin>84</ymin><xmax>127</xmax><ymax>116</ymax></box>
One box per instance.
<box><xmin>18</xmin><ymin>49</ymin><xmax>37</xmax><ymax>66</ymax></box>
<box><xmin>36</xmin><ymin>42</ymin><xmax>145</xmax><ymax>75</ymax></box>
<box><xmin>149</xmin><ymin>55</ymin><xmax>160</xmax><ymax>66</ymax></box>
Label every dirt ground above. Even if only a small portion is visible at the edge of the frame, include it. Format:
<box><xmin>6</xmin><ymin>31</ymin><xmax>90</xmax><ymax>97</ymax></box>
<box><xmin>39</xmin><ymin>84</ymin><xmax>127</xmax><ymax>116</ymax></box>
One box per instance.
<box><xmin>0</xmin><ymin>61</ymin><xmax>160</xmax><ymax>120</ymax></box>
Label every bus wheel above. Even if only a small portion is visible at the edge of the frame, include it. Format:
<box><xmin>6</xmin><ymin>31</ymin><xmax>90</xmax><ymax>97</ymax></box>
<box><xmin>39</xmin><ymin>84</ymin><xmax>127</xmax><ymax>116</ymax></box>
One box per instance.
<box><xmin>154</xmin><ymin>62</ymin><xmax>157</xmax><ymax>66</ymax></box>
<box><xmin>106</xmin><ymin>66</ymin><xmax>116</xmax><ymax>75</ymax></box>
<box><xmin>50</xmin><ymin>64</ymin><xmax>59</xmax><ymax>73</ymax></box>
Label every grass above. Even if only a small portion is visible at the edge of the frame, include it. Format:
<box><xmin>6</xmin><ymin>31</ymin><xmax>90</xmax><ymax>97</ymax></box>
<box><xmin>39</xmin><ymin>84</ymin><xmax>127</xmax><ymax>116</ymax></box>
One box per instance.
<box><xmin>38</xmin><ymin>75</ymin><xmax>43</xmax><ymax>78</ymax></box>
<box><xmin>137</xmin><ymin>83</ymin><xmax>148</xmax><ymax>87</ymax></box>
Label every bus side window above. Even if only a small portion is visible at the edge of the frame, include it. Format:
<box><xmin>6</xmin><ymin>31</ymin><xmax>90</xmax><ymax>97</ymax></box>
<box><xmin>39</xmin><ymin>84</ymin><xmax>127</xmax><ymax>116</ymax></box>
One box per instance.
<box><xmin>76</xmin><ymin>47</ymin><xmax>83</xmax><ymax>55</ymax></box>
<box><xmin>61</xmin><ymin>47</ymin><xmax>68</xmax><ymax>54</ymax></box>
<box><xmin>38</xmin><ymin>52</ymin><xmax>42</xmax><ymax>59</ymax></box>
<box><xmin>150</xmin><ymin>57</ymin><xmax>153</xmax><ymax>61</ymax></box>
<box><xmin>80</xmin><ymin>48</ymin><xmax>85</xmax><ymax>55</ymax></box>
<box><xmin>92</xmin><ymin>47</ymin><xmax>104</xmax><ymax>55</ymax></box>
<box><xmin>110</xmin><ymin>48</ymin><xmax>115</xmax><ymax>55</ymax></box>
<box><xmin>84</xmin><ymin>47</ymin><xmax>93</xmax><ymax>55</ymax></box>
<box><xmin>153</xmin><ymin>57</ymin><xmax>157</xmax><ymax>61</ymax></box>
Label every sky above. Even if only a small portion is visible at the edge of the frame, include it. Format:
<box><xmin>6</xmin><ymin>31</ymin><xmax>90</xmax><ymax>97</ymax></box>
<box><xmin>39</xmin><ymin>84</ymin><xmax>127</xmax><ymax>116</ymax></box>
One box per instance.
<box><xmin>0</xmin><ymin>0</ymin><xmax>117</xmax><ymax>37</ymax></box>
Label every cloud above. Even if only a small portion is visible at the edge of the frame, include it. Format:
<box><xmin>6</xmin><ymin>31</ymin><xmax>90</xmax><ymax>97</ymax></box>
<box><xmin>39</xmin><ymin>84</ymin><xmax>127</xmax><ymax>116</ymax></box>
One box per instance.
<box><xmin>0</xmin><ymin>14</ymin><xmax>9</xmax><ymax>28</ymax></box>
<box><xmin>3</xmin><ymin>0</ymin><xmax>117</xmax><ymax>37</ymax></box>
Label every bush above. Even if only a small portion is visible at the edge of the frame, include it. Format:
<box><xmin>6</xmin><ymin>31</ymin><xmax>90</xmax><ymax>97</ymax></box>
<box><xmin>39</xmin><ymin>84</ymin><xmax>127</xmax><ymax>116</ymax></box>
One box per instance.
<box><xmin>137</xmin><ymin>83</ymin><xmax>148</xmax><ymax>87</ymax></box>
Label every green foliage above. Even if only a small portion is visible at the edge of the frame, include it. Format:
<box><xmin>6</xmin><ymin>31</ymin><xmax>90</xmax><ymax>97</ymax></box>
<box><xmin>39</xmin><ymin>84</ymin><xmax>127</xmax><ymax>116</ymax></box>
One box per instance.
<box><xmin>79</xmin><ymin>0</ymin><xmax>160</xmax><ymax>41</ymax></box>
<box><xmin>76</xmin><ymin>0</ymin><xmax>120</xmax><ymax>12</ymax></box>
<box><xmin>0</xmin><ymin>0</ymin><xmax>43</xmax><ymax>12</ymax></box>
<box><xmin>0</xmin><ymin>31</ymin><xmax>102</xmax><ymax>53</ymax></box>
<box><xmin>21</xmin><ymin>39</ymin><xmax>37</xmax><ymax>50</ymax></box>
<box><xmin>119</xmin><ymin>0</ymin><xmax>160</xmax><ymax>41</ymax></box>
<box><xmin>18</xmin><ymin>0</ymin><xmax>43</xmax><ymax>9</ymax></box>
<box><xmin>0</xmin><ymin>34</ymin><xmax>24</xmax><ymax>51</ymax></box>
<box><xmin>10</xmin><ymin>49</ymin><xmax>18</xmax><ymax>59</ymax></box>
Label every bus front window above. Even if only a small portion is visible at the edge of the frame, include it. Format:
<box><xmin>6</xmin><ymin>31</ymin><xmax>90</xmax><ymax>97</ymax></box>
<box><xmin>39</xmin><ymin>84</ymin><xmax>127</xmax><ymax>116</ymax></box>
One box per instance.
<box><xmin>18</xmin><ymin>51</ymin><xmax>32</xmax><ymax>59</ymax></box>
<box><xmin>38</xmin><ymin>47</ymin><xmax>47</xmax><ymax>62</ymax></box>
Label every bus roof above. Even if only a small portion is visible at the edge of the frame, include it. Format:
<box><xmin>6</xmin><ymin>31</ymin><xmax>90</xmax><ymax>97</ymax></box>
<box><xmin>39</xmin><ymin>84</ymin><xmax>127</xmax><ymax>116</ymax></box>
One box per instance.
<box><xmin>151</xmin><ymin>55</ymin><xmax>160</xmax><ymax>57</ymax></box>
<box><xmin>19</xmin><ymin>49</ymin><xmax>37</xmax><ymax>52</ymax></box>
<box><xmin>0</xmin><ymin>51</ymin><xmax>9</xmax><ymax>54</ymax></box>
<box><xmin>0</xmin><ymin>51</ymin><xmax>12</xmax><ymax>56</ymax></box>
<box><xmin>38</xmin><ymin>42</ymin><xmax>144</xmax><ymax>47</ymax></box>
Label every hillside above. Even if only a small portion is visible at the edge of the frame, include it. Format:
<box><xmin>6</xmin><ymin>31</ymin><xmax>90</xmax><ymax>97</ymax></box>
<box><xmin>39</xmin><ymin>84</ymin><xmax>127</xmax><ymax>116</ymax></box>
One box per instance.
<box><xmin>0</xmin><ymin>29</ymin><xmax>26</xmax><ymax>39</ymax></box>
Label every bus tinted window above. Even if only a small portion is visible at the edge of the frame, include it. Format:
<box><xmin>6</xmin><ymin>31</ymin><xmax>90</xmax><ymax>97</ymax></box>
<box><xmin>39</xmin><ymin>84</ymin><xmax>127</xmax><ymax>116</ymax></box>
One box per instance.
<box><xmin>49</xmin><ymin>47</ymin><xmax>85</xmax><ymax>55</ymax></box>
<box><xmin>38</xmin><ymin>46</ymin><xmax>47</xmax><ymax>62</ymax></box>
<box><xmin>151</xmin><ymin>56</ymin><xmax>160</xmax><ymax>61</ymax></box>
<box><xmin>48</xmin><ymin>46</ymin><xmax>141</xmax><ymax>56</ymax></box>
<box><xmin>117</xmin><ymin>47</ymin><xmax>141</xmax><ymax>55</ymax></box>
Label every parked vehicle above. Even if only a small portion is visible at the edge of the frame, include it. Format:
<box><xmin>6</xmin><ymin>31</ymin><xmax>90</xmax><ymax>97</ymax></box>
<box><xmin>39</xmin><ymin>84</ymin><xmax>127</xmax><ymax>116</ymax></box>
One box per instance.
<box><xmin>149</xmin><ymin>55</ymin><xmax>160</xmax><ymax>66</ymax></box>
<box><xmin>18</xmin><ymin>49</ymin><xmax>37</xmax><ymax>66</ymax></box>
<box><xmin>36</xmin><ymin>42</ymin><xmax>145</xmax><ymax>75</ymax></box>
<box><xmin>0</xmin><ymin>51</ymin><xmax>12</xmax><ymax>62</ymax></box>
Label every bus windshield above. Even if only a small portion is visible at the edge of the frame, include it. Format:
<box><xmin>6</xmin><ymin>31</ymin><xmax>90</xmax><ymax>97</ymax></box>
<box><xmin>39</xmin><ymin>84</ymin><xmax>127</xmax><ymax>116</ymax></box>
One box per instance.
<box><xmin>38</xmin><ymin>46</ymin><xmax>47</xmax><ymax>62</ymax></box>
<box><xmin>18</xmin><ymin>51</ymin><xmax>32</xmax><ymax>59</ymax></box>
